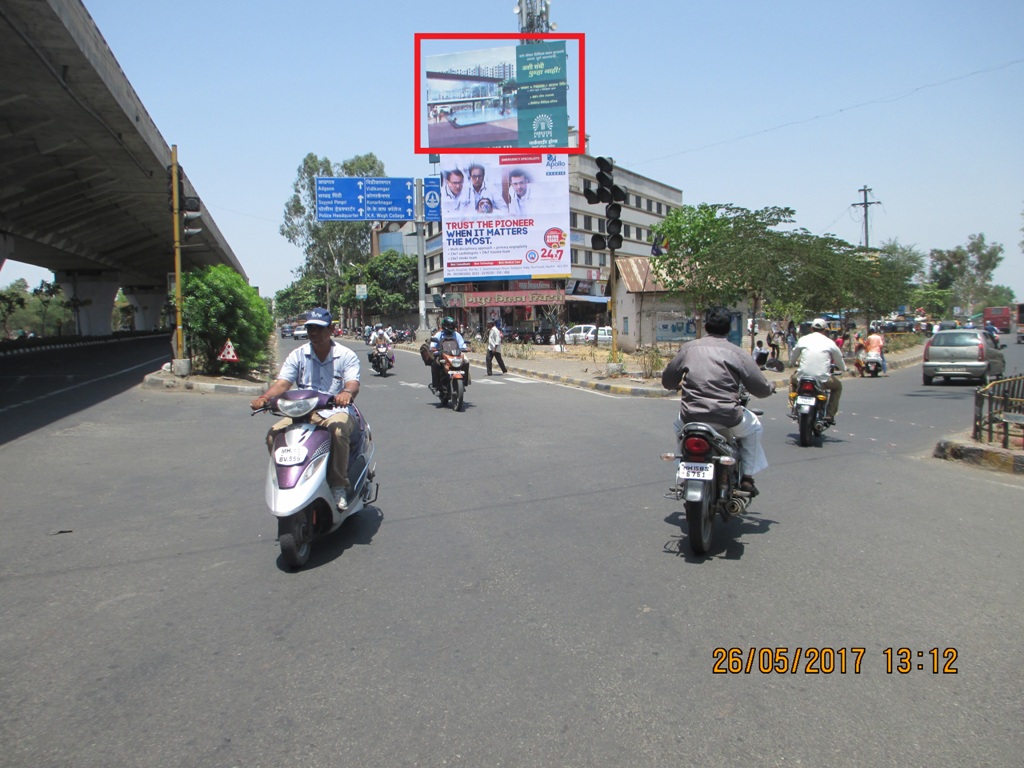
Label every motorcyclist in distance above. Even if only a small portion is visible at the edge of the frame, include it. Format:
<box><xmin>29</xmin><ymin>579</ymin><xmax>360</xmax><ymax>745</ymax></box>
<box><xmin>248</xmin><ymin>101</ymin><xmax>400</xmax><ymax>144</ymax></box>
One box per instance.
<box><xmin>368</xmin><ymin>323</ymin><xmax>395</xmax><ymax>367</ymax></box>
<box><xmin>790</xmin><ymin>318</ymin><xmax>847</xmax><ymax>425</ymax></box>
<box><xmin>429</xmin><ymin>316</ymin><xmax>469</xmax><ymax>395</ymax></box>
<box><xmin>661</xmin><ymin>306</ymin><xmax>776</xmax><ymax>497</ymax></box>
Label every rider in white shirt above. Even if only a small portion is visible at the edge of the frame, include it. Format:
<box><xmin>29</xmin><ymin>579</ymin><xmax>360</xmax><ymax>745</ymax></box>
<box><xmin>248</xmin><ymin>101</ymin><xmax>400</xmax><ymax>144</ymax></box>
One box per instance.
<box><xmin>790</xmin><ymin>318</ymin><xmax>847</xmax><ymax>424</ymax></box>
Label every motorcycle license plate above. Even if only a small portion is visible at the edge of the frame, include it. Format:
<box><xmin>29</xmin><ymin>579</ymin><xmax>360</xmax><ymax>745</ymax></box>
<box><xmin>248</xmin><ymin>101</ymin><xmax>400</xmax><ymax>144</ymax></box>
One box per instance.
<box><xmin>275</xmin><ymin>446</ymin><xmax>307</xmax><ymax>465</ymax></box>
<box><xmin>678</xmin><ymin>462</ymin><xmax>714</xmax><ymax>481</ymax></box>
<box><xmin>796</xmin><ymin>396</ymin><xmax>817</xmax><ymax>406</ymax></box>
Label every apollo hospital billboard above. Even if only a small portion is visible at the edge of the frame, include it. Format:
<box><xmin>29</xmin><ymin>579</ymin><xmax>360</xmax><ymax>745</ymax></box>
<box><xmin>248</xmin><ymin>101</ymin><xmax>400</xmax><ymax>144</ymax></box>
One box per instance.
<box><xmin>439</xmin><ymin>153</ymin><xmax>570</xmax><ymax>281</ymax></box>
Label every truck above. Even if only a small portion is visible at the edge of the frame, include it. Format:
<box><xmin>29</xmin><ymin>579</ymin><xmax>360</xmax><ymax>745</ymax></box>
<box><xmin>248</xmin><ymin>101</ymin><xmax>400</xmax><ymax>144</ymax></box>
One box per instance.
<box><xmin>982</xmin><ymin>306</ymin><xmax>1012</xmax><ymax>335</ymax></box>
<box><xmin>1017</xmin><ymin>303</ymin><xmax>1024</xmax><ymax>344</ymax></box>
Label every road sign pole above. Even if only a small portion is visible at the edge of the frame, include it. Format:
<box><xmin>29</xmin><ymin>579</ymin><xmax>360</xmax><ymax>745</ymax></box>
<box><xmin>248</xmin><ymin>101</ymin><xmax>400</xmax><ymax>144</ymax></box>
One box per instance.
<box><xmin>416</xmin><ymin>179</ymin><xmax>429</xmax><ymax>332</ymax></box>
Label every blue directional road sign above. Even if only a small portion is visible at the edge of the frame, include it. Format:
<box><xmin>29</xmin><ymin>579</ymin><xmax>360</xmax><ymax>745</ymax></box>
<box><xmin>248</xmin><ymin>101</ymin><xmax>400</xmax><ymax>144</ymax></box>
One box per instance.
<box><xmin>315</xmin><ymin>177</ymin><xmax>415</xmax><ymax>221</ymax></box>
<box><xmin>423</xmin><ymin>177</ymin><xmax>441</xmax><ymax>223</ymax></box>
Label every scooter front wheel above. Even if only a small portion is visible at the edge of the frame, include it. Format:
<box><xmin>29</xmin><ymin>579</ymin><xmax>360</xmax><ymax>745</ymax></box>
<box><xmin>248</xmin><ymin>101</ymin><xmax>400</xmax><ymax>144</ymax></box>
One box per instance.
<box><xmin>279</xmin><ymin>509</ymin><xmax>312</xmax><ymax>569</ymax></box>
<box><xmin>684</xmin><ymin>493</ymin><xmax>713</xmax><ymax>555</ymax></box>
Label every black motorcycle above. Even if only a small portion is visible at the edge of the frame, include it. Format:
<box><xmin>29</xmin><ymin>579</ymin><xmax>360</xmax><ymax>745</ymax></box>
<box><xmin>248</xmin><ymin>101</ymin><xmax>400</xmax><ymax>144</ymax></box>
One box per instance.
<box><xmin>663</xmin><ymin>383</ymin><xmax>759</xmax><ymax>555</ymax></box>
<box><xmin>789</xmin><ymin>376</ymin><xmax>834</xmax><ymax>446</ymax></box>
<box><xmin>369</xmin><ymin>343</ymin><xmax>393</xmax><ymax>377</ymax></box>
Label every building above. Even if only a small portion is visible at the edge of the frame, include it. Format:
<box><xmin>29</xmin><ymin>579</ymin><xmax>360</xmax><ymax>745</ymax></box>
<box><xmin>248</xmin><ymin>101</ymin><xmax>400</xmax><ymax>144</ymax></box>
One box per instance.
<box><xmin>418</xmin><ymin>131</ymin><xmax>684</xmax><ymax>340</ymax></box>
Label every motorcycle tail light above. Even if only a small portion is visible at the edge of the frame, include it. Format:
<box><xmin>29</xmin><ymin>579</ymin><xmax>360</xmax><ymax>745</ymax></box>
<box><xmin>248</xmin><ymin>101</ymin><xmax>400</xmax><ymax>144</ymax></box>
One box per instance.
<box><xmin>798</xmin><ymin>380</ymin><xmax>817</xmax><ymax>394</ymax></box>
<box><xmin>683</xmin><ymin>436</ymin><xmax>711</xmax><ymax>456</ymax></box>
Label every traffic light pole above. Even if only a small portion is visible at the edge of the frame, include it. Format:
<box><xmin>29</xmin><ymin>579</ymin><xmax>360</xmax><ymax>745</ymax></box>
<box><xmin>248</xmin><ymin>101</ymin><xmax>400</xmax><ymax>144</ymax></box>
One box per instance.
<box><xmin>415</xmin><ymin>179</ymin><xmax>429</xmax><ymax>332</ymax></box>
<box><xmin>170</xmin><ymin>145</ymin><xmax>185</xmax><ymax>366</ymax></box>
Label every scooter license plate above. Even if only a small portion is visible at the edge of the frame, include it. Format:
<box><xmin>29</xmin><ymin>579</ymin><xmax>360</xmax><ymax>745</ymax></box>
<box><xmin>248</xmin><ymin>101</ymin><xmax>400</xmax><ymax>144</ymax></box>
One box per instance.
<box><xmin>275</xmin><ymin>446</ymin><xmax>307</xmax><ymax>465</ymax></box>
<box><xmin>796</xmin><ymin>396</ymin><xmax>817</xmax><ymax>406</ymax></box>
<box><xmin>678</xmin><ymin>462</ymin><xmax>714</xmax><ymax>481</ymax></box>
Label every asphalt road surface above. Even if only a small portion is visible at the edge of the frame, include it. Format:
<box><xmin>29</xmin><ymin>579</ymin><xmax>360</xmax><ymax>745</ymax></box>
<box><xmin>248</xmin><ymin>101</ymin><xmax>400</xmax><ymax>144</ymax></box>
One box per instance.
<box><xmin>1</xmin><ymin>339</ymin><xmax>1022</xmax><ymax>767</ymax></box>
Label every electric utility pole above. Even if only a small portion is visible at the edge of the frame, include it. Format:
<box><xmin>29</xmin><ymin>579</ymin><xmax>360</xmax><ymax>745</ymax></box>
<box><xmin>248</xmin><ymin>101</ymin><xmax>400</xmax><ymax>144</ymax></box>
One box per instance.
<box><xmin>852</xmin><ymin>185</ymin><xmax>881</xmax><ymax>248</ymax></box>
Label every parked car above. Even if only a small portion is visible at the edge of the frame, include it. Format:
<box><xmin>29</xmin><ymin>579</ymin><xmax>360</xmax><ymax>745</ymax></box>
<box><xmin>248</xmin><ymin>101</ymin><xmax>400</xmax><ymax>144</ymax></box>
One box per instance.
<box><xmin>922</xmin><ymin>328</ymin><xmax>1006</xmax><ymax>386</ymax></box>
<box><xmin>584</xmin><ymin>326</ymin><xmax>613</xmax><ymax>344</ymax></box>
<box><xmin>292</xmin><ymin>325</ymin><xmax>308</xmax><ymax>340</ymax></box>
<box><xmin>280</xmin><ymin>324</ymin><xmax>294</xmax><ymax>338</ymax></box>
<box><xmin>934</xmin><ymin>320</ymin><xmax>959</xmax><ymax>332</ymax></box>
<box><xmin>564</xmin><ymin>324</ymin><xmax>596</xmax><ymax>344</ymax></box>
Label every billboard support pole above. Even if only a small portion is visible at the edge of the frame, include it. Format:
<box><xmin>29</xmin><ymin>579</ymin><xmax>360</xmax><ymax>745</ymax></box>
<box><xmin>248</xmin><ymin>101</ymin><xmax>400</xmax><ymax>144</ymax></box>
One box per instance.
<box><xmin>415</xmin><ymin>178</ymin><xmax>429</xmax><ymax>332</ymax></box>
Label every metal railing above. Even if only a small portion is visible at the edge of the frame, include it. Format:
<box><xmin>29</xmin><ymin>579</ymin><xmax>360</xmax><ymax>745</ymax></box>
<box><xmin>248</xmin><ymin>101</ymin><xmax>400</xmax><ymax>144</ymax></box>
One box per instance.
<box><xmin>973</xmin><ymin>375</ymin><xmax>1024</xmax><ymax>449</ymax></box>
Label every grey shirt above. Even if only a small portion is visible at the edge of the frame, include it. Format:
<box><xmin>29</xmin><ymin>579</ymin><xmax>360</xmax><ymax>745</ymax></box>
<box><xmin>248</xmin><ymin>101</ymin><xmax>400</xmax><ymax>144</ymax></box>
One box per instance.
<box><xmin>661</xmin><ymin>334</ymin><xmax>773</xmax><ymax>427</ymax></box>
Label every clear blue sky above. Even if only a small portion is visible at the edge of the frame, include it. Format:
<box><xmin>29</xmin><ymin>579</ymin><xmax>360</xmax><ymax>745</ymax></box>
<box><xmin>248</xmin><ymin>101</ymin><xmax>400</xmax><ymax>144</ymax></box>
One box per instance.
<box><xmin>4</xmin><ymin>0</ymin><xmax>1022</xmax><ymax>303</ymax></box>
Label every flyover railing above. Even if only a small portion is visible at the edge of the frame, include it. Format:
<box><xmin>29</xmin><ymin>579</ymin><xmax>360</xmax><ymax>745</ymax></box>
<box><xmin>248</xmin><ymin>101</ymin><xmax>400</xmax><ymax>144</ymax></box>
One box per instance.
<box><xmin>974</xmin><ymin>375</ymin><xmax>1024</xmax><ymax>449</ymax></box>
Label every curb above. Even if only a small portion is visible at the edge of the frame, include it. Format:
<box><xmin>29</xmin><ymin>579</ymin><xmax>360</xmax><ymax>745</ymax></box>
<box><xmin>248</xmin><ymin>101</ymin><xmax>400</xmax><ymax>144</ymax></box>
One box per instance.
<box><xmin>933</xmin><ymin>434</ymin><xmax>1024</xmax><ymax>475</ymax></box>
<box><xmin>142</xmin><ymin>372</ymin><xmax>264</xmax><ymax>395</ymax></box>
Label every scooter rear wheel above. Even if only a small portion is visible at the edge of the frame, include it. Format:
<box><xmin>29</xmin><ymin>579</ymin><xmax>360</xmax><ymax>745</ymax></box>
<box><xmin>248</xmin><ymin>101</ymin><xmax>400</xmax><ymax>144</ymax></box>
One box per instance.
<box><xmin>684</xmin><ymin>494</ymin><xmax>714</xmax><ymax>555</ymax></box>
<box><xmin>279</xmin><ymin>509</ymin><xmax>312</xmax><ymax>569</ymax></box>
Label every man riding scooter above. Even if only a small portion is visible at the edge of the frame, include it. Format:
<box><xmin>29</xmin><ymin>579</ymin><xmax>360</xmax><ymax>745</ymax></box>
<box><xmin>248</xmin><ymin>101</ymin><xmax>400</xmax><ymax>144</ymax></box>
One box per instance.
<box><xmin>367</xmin><ymin>323</ymin><xmax>395</xmax><ymax>369</ymax></box>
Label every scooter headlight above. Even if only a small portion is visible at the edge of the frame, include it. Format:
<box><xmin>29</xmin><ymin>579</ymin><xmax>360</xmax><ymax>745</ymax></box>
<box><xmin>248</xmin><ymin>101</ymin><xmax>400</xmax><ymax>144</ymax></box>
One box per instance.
<box><xmin>278</xmin><ymin>396</ymin><xmax>318</xmax><ymax>418</ymax></box>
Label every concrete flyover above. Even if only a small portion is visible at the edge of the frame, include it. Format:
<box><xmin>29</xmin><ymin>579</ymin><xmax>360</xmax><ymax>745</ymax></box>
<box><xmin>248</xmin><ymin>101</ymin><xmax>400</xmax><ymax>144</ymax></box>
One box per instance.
<box><xmin>0</xmin><ymin>0</ymin><xmax>244</xmax><ymax>332</ymax></box>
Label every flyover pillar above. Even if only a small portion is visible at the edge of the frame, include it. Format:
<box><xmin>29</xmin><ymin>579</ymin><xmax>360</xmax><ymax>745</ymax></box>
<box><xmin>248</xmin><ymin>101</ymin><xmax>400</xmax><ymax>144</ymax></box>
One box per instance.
<box><xmin>56</xmin><ymin>270</ymin><xmax>120</xmax><ymax>336</ymax></box>
<box><xmin>122</xmin><ymin>285</ymin><xmax>169</xmax><ymax>331</ymax></box>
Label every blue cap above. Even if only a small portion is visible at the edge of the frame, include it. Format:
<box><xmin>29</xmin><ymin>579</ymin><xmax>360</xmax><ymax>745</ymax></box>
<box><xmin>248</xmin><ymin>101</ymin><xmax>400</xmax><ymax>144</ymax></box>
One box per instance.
<box><xmin>494</xmin><ymin>319</ymin><xmax>502</xmax><ymax>329</ymax></box>
<box><xmin>305</xmin><ymin>307</ymin><xmax>332</xmax><ymax>326</ymax></box>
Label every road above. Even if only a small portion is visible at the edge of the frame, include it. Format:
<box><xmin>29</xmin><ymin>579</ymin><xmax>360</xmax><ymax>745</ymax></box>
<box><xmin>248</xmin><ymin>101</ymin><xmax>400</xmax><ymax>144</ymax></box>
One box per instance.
<box><xmin>1</xmin><ymin>338</ymin><xmax>1022</xmax><ymax>767</ymax></box>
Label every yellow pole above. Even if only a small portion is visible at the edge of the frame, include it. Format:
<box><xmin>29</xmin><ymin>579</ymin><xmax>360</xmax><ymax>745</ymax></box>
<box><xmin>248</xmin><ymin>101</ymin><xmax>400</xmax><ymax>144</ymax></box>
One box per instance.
<box><xmin>609</xmin><ymin>248</ymin><xmax>617</xmax><ymax>362</ymax></box>
<box><xmin>171</xmin><ymin>145</ymin><xmax>184</xmax><ymax>360</ymax></box>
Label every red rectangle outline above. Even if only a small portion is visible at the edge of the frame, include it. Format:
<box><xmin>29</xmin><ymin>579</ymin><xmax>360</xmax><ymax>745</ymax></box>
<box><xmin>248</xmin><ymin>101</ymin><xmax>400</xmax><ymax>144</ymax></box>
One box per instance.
<box><xmin>414</xmin><ymin>32</ymin><xmax>585</xmax><ymax>155</ymax></box>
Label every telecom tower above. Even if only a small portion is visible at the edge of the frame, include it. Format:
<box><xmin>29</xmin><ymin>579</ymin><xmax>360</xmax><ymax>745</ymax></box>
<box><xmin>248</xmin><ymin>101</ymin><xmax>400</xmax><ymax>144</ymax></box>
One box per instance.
<box><xmin>514</xmin><ymin>0</ymin><xmax>555</xmax><ymax>37</ymax></box>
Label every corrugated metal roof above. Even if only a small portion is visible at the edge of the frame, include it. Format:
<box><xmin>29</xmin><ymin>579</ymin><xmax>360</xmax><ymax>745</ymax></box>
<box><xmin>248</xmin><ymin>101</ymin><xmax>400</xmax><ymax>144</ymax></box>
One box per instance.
<box><xmin>615</xmin><ymin>256</ymin><xmax>669</xmax><ymax>294</ymax></box>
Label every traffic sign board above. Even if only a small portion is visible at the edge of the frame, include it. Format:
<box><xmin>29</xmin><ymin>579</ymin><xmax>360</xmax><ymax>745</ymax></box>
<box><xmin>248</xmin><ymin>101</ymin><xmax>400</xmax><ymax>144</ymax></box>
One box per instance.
<box><xmin>315</xmin><ymin>177</ymin><xmax>415</xmax><ymax>221</ymax></box>
<box><xmin>423</xmin><ymin>177</ymin><xmax>441</xmax><ymax>223</ymax></box>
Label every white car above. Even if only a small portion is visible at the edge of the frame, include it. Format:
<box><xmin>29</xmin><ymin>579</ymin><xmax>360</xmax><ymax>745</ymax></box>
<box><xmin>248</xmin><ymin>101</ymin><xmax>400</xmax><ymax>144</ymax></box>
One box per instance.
<box><xmin>564</xmin><ymin>324</ymin><xmax>596</xmax><ymax>344</ymax></box>
<box><xmin>585</xmin><ymin>326</ymin><xmax>613</xmax><ymax>344</ymax></box>
<box><xmin>292</xmin><ymin>325</ymin><xmax>308</xmax><ymax>340</ymax></box>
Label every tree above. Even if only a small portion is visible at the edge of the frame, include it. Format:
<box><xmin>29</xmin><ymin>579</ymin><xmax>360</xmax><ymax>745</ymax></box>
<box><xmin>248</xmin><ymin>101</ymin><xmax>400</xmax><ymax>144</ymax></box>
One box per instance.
<box><xmin>878</xmin><ymin>239</ymin><xmax>927</xmax><ymax>284</ymax></box>
<box><xmin>907</xmin><ymin>283</ymin><xmax>953</xmax><ymax>318</ymax></box>
<box><xmin>928</xmin><ymin>233</ymin><xmax>1004</xmax><ymax>314</ymax></box>
<box><xmin>280</xmin><ymin>152</ymin><xmax>385</xmax><ymax>313</ymax></box>
<box><xmin>31</xmin><ymin>280</ymin><xmax>63</xmax><ymax>336</ymax></box>
<box><xmin>974</xmin><ymin>284</ymin><xmax>1017</xmax><ymax>309</ymax></box>
<box><xmin>336</xmin><ymin>249</ymin><xmax>417</xmax><ymax>318</ymax></box>
<box><xmin>0</xmin><ymin>280</ymin><xmax>28</xmax><ymax>339</ymax></box>
<box><xmin>180</xmin><ymin>265</ymin><xmax>274</xmax><ymax>375</ymax></box>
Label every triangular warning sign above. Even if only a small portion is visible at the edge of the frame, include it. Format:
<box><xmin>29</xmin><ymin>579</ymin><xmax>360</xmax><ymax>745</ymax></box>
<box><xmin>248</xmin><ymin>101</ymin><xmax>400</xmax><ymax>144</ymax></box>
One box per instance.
<box><xmin>218</xmin><ymin>338</ymin><xmax>239</xmax><ymax>362</ymax></box>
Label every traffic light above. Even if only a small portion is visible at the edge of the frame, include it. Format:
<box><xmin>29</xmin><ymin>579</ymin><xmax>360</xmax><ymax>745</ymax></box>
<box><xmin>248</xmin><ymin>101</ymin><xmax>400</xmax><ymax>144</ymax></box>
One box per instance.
<box><xmin>182</xmin><ymin>209</ymin><xmax>202</xmax><ymax>240</ymax></box>
<box><xmin>584</xmin><ymin>156</ymin><xmax>626</xmax><ymax>251</ymax></box>
<box><xmin>166</xmin><ymin>164</ymin><xmax>184</xmax><ymax>212</ymax></box>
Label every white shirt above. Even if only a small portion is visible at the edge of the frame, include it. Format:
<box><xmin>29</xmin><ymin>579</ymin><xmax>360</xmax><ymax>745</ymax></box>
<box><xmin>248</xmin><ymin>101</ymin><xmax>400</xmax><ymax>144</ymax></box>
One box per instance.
<box><xmin>792</xmin><ymin>332</ymin><xmax>846</xmax><ymax>383</ymax></box>
<box><xmin>488</xmin><ymin>325</ymin><xmax>503</xmax><ymax>351</ymax></box>
<box><xmin>278</xmin><ymin>341</ymin><xmax>361</xmax><ymax>396</ymax></box>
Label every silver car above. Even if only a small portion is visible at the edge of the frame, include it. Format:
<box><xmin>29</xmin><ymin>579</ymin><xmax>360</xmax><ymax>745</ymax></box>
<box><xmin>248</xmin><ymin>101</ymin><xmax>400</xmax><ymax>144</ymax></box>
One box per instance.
<box><xmin>922</xmin><ymin>329</ymin><xmax>1006</xmax><ymax>386</ymax></box>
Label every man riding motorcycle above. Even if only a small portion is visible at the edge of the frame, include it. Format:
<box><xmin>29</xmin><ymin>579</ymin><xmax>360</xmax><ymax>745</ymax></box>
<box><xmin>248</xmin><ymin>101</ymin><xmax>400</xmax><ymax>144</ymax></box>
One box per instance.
<box><xmin>661</xmin><ymin>306</ymin><xmax>776</xmax><ymax>497</ymax></box>
<box><xmin>429</xmin><ymin>316</ymin><xmax>470</xmax><ymax>394</ymax></box>
<box><xmin>790</xmin><ymin>318</ymin><xmax>847</xmax><ymax>424</ymax></box>
<box><xmin>368</xmin><ymin>323</ymin><xmax>395</xmax><ymax>368</ymax></box>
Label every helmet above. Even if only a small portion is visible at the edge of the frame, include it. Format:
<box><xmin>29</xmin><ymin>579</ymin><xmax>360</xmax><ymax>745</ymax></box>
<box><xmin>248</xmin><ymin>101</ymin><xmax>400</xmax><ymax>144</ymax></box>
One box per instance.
<box><xmin>811</xmin><ymin>318</ymin><xmax>828</xmax><ymax>330</ymax></box>
<box><xmin>374</xmin><ymin>323</ymin><xmax>383</xmax><ymax>331</ymax></box>
<box><xmin>441</xmin><ymin>316</ymin><xmax>456</xmax><ymax>333</ymax></box>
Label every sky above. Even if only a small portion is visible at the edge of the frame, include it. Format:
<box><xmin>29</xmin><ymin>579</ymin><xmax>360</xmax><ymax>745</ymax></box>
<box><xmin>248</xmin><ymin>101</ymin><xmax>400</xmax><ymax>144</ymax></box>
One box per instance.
<box><xmin>3</xmin><ymin>0</ymin><xmax>1022</xmax><ymax>303</ymax></box>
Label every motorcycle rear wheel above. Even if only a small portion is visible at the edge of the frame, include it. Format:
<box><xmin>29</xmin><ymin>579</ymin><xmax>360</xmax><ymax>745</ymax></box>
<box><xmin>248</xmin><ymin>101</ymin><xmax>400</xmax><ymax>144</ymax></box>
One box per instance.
<box><xmin>452</xmin><ymin>379</ymin><xmax>465</xmax><ymax>411</ymax></box>
<box><xmin>684</xmin><ymin>493</ymin><xmax>714</xmax><ymax>555</ymax></box>
<box><xmin>798</xmin><ymin>411</ymin><xmax>814</xmax><ymax>447</ymax></box>
<box><xmin>279</xmin><ymin>509</ymin><xmax>312</xmax><ymax>569</ymax></box>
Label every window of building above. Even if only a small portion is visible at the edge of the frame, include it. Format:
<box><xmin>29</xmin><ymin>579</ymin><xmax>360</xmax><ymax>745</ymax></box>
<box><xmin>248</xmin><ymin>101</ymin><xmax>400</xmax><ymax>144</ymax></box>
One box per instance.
<box><xmin>634</xmin><ymin>194</ymin><xmax>641</xmax><ymax>208</ymax></box>
<box><xmin>584</xmin><ymin>251</ymin><xmax>593</xmax><ymax>266</ymax></box>
<box><xmin>623</xmin><ymin>316</ymin><xmax>629</xmax><ymax>335</ymax></box>
<box><xmin>570</xmin><ymin>211</ymin><xmax>577</xmax><ymax>228</ymax></box>
<box><xmin>598</xmin><ymin>219</ymin><xmax>606</xmax><ymax>234</ymax></box>
<box><xmin>636</xmin><ymin>227</ymin><xmax>643</xmax><ymax>241</ymax></box>
<box><xmin>584</xmin><ymin>214</ymin><xmax>592</xmax><ymax>231</ymax></box>
<box><xmin>623</xmin><ymin>224</ymin><xmax>631</xmax><ymax>239</ymax></box>
<box><xmin>599</xmin><ymin>253</ymin><xmax>607</xmax><ymax>267</ymax></box>
<box><xmin>656</xmin><ymin>202</ymin><xmax>663</xmax><ymax>215</ymax></box>
<box><xmin>571</xmin><ymin>248</ymin><xmax>579</xmax><ymax>264</ymax></box>
<box><xmin>647</xmin><ymin>199</ymin><xmax>653</xmax><ymax>212</ymax></box>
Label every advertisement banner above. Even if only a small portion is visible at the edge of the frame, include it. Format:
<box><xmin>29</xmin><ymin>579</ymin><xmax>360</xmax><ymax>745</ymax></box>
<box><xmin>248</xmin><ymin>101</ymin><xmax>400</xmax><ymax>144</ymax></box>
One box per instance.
<box><xmin>440</xmin><ymin>152</ymin><xmax>570</xmax><ymax>281</ymax></box>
